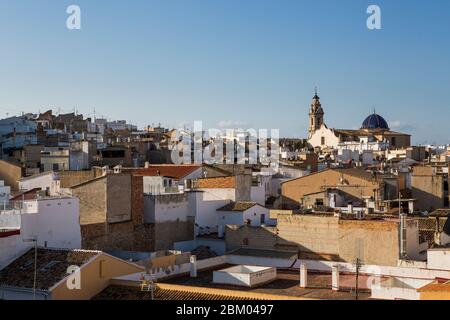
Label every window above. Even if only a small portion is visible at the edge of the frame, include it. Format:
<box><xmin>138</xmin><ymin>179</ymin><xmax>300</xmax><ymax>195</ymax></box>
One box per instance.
<box><xmin>315</xmin><ymin>199</ymin><xmax>324</xmax><ymax>206</ymax></box>
<box><xmin>321</xmin><ymin>137</ymin><xmax>326</xmax><ymax>145</ymax></box>
<box><xmin>52</xmin><ymin>163</ymin><xmax>59</xmax><ymax>171</ymax></box>
<box><xmin>260</xmin><ymin>214</ymin><xmax>266</xmax><ymax>224</ymax></box>
<box><xmin>391</xmin><ymin>137</ymin><xmax>396</xmax><ymax>146</ymax></box>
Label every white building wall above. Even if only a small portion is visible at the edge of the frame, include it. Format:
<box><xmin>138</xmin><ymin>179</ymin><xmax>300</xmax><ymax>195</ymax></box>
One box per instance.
<box><xmin>0</xmin><ymin>181</ymin><xmax>11</xmax><ymax>207</ymax></box>
<box><xmin>69</xmin><ymin>141</ymin><xmax>90</xmax><ymax>170</ymax></box>
<box><xmin>30</xmin><ymin>198</ymin><xmax>81</xmax><ymax>248</ymax></box>
<box><xmin>428</xmin><ymin>250</ymin><xmax>450</xmax><ymax>270</ymax></box>
<box><xmin>190</xmin><ymin>190</ymin><xmax>232</xmax><ymax>233</ymax></box>
<box><xmin>406</xmin><ymin>220</ymin><xmax>427</xmax><ymax>261</ymax></box>
<box><xmin>18</xmin><ymin>172</ymin><xmax>59</xmax><ymax>194</ymax></box>
<box><xmin>143</xmin><ymin>176</ymin><xmax>165</xmax><ymax>195</ymax></box>
<box><xmin>218</xmin><ymin>212</ymin><xmax>245</xmax><ymax>227</ymax></box>
<box><xmin>217</xmin><ymin>205</ymin><xmax>271</xmax><ymax>228</ymax></box>
<box><xmin>308</xmin><ymin>125</ymin><xmax>340</xmax><ymax>149</ymax></box>
<box><xmin>242</xmin><ymin>205</ymin><xmax>271</xmax><ymax>226</ymax></box>
<box><xmin>0</xmin><ymin>197</ymin><xmax>81</xmax><ymax>270</ymax></box>
<box><xmin>278</xmin><ymin>166</ymin><xmax>310</xmax><ymax>179</ymax></box>
<box><xmin>144</xmin><ymin>193</ymin><xmax>190</xmax><ymax>224</ymax></box>
<box><xmin>0</xmin><ymin>232</ymin><xmax>32</xmax><ymax>270</ymax></box>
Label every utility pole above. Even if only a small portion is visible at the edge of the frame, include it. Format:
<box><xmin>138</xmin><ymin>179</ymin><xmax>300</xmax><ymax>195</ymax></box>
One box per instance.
<box><xmin>354</xmin><ymin>258</ymin><xmax>362</xmax><ymax>300</ymax></box>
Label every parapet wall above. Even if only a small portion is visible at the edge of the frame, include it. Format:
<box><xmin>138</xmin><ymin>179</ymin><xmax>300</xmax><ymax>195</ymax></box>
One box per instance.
<box><xmin>225</xmin><ymin>214</ymin><xmax>402</xmax><ymax>266</ymax></box>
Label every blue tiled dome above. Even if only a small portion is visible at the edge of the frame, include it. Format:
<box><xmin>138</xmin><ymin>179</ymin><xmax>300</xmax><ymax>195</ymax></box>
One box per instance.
<box><xmin>361</xmin><ymin>113</ymin><xmax>390</xmax><ymax>130</ymax></box>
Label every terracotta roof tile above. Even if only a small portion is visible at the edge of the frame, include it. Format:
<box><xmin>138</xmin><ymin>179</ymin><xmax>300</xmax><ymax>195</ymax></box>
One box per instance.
<box><xmin>0</xmin><ymin>248</ymin><xmax>100</xmax><ymax>290</ymax></box>
<box><xmin>217</xmin><ymin>201</ymin><xmax>259</xmax><ymax>212</ymax></box>
<box><xmin>195</xmin><ymin>176</ymin><xmax>236</xmax><ymax>189</ymax></box>
<box><xmin>94</xmin><ymin>285</ymin><xmax>258</xmax><ymax>300</ymax></box>
<box><xmin>126</xmin><ymin>165</ymin><xmax>201</xmax><ymax>180</ymax></box>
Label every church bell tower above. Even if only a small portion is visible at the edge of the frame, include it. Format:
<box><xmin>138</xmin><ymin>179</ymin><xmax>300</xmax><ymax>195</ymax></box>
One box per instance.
<box><xmin>308</xmin><ymin>88</ymin><xmax>324</xmax><ymax>139</ymax></box>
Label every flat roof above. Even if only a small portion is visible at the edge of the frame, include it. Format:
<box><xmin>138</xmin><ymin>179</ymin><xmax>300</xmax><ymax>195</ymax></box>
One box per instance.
<box><xmin>157</xmin><ymin>266</ymin><xmax>373</xmax><ymax>300</ymax></box>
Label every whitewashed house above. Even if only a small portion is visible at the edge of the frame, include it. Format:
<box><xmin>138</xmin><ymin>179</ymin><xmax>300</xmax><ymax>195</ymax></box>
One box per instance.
<box><xmin>0</xmin><ymin>193</ymin><xmax>81</xmax><ymax>269</ymax></box>
<box><xmin>216</xmin><ymin>201</ymin><xmax>274</xmax><ymax>231</ymax></box>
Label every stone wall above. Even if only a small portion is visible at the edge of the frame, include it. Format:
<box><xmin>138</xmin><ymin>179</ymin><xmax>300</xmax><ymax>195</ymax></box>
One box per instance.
<box><xmin>76</xmin><ymin>173</ymin><xmax>147</xmax><ymax>251</ymax></box>
<box><xmin>338</xmin><ymin>219</ymin><xmax>399</xmax><ymax>266</ymax></box>
<box><xmin>276</xmin><ymin>214</ymin><xmax>340</xmax><ymax>255</ymax></box>
<box><xmin>59</xmin><ymin>170</ymin><xmax>97</xmax><ymax>188</ymax></box>
<box><xmin>225</xmin><ymin>213</ymin><xmax>402</xmax><ymax>266</ymax></box>
<box><xmin>106</xmin><ymin>174</ymin><xmax>132</xmax><ymax>223</ymax></box>
<box><xmin>81</xmin><ymin>223</ymin><xmax>154</xmax><ymax>252</ymax></box>
<box><xmin>411</xmin><ymin>166</ymin><xmax>445</xmax><ymax>211</ymax></box>
<box><xmin>71</xmin><ymin>177</ymin><xmax>107</xmax><ymax>225</ymax></box>
<box><xmin>154</xmin><ymin>218</ymin><xmax>195</xmax><ymax>251</ymax></box>
<box><xmin>225</xmin><ymin>225</ymin><xmax>278</xmax><ymax>251</ymax></box>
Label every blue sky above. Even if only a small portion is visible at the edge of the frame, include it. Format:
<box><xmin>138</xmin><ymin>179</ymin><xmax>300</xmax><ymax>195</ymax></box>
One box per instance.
<box><xmin>0</xmin><ymin>0</ymin><xmax>449</xmax><ymax>144</ymax></box>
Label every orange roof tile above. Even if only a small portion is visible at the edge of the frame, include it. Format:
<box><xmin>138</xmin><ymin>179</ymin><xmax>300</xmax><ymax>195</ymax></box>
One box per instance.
<box><xmin>127</xmin><ymin>165</ymin><xmax>201</xmax><ymax>180</ymax></box>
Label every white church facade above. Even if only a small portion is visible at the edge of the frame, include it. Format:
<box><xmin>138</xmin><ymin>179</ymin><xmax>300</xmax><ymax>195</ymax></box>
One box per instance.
<box><xmin>307</xmin><ymin>91</ymin><xmax>411</xmax><ymax>153</ymax></box>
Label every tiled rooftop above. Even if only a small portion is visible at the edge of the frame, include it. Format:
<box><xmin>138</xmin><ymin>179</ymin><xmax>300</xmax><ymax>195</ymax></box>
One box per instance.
<box><xmin>418</xmin><ymin>280</ymin><xmax>450</xmax><ymax>293</ymax></box>
<box><xmin>194</xmin><ymin>176</ymin><xmax>236</xmax><ymax>189</ymax></box>
<box><xmin>127</xmin><ymin>165</ymin><xmax>201</xmax><ymax>180</ymax></box>
<box><xmin>94</xmin><ymin>284</ymin><xmax>260</xmax><ymax>300</ymax></box>
<box><xmin>217</xmin><ymin>201</ymin><xmax>258</xmax><ymax>212</ymax></box>
<box><xmin>0</xmin><ymin>248</ymin><xmax>100</xmax><ymax>291</ymax></box>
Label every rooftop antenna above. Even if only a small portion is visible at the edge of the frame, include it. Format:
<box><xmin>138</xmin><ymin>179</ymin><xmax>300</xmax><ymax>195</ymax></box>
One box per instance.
<box><xmin>353</xmin><ymin>239</ymin><xmax>365</xmax><ymax>300</ymax></box>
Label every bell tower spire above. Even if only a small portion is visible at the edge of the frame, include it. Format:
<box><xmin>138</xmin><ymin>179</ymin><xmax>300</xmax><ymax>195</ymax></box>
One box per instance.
<box><xmin>308</xmin><ymin>88</ymin><xmax>324</xmax><ymax>139</ymax></box>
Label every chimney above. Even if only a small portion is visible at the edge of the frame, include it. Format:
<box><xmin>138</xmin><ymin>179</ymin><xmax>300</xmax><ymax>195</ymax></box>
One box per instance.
<box><xmin>400</xmin><ymin>213</ymin><xmax>407</xmax><ymax>258</ymax></box>
<box><xmin>434</xmin><ymin>217</ymin><xmax>442</xmax><ymax>246</ymax></box>
<box><xmin>300</xmin><ymin>264</ymin><xmax>307</xmax><ymax>288</ymax></box>
<box><xmin>190</xmin><ymin>255</ymin><xmax>197</xmax><ymax>278</ymax></box>
<box><xmin>356</xmin><ymin>210</ymin><xmax>366</xmax><ymax>220</ymax></box>
<box><xmin>332</xmin><ymin>265</ymin><xmax>340</xmax><ymax>291</ymax></box>
<box><xmin>347</xmin><ymin>204</ymin><xmax>354</xmax><ymax>214</ymax></box>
